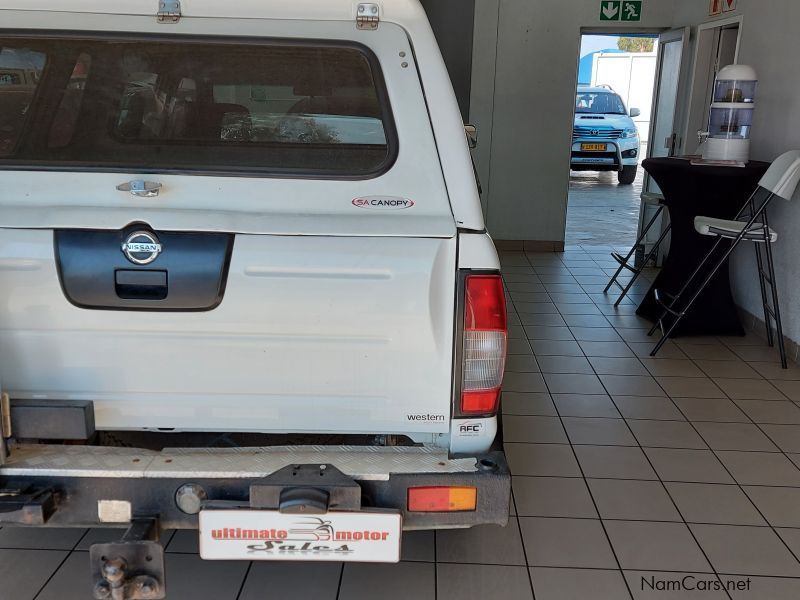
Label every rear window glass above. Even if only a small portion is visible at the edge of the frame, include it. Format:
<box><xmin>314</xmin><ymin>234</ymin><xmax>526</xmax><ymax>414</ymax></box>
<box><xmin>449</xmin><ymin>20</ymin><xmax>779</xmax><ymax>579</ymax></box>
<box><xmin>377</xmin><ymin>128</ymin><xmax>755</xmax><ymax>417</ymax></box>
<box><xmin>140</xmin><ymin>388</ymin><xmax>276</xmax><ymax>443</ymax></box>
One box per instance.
<box><xmin>0</xmin><ymin>36</ymin><xmax>395</xmax><ymax>177</ymax></box>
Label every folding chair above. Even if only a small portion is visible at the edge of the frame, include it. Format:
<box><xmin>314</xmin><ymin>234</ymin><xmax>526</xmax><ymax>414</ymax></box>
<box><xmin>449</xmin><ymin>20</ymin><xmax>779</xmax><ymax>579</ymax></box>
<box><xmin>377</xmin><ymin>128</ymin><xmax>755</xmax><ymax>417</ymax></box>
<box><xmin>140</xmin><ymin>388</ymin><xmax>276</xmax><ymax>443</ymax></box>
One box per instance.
<box><xmin>605</xmin><ymin>191</ymin><xmax>671</xmax><ymax>306</ymax></box>
<box><xmin>648</xmin><ymin>150</ymin><xmax>800</xmax><ymax>368</ymax></box>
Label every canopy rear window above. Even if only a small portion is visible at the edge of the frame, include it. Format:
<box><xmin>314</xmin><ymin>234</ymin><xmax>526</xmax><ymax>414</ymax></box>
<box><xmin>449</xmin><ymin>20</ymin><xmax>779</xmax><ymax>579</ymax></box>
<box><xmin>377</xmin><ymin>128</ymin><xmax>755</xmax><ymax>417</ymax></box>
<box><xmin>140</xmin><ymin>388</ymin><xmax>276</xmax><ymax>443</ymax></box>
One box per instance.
<box><xmin>0</xmin><ymin>35</ymin><xmax>396</xmax><ymax>177</ymax></box>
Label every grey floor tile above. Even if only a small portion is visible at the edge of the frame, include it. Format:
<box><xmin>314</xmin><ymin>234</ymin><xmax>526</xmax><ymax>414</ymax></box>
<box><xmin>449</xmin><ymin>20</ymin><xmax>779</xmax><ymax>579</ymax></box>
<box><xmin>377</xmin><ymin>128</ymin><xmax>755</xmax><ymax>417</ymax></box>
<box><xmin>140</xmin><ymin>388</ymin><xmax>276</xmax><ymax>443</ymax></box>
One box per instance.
<box><xmin>600</xmin><ymin>375</ymin><xmax>666</xmax><ymax>397</ymax></box>
<box><xmin>531</xmin><ymin>567</ymin><xmax>631</xmax><ymax>600</ymax></box>
<box><xmin>508</xmin><ymin>338</ymin><xmax>534</xmax><ymax>355</ymax></box>
<box><xmin>507</xmin><ymin>281</ymin><xmax>546</xmax><ymax>293</ymax></box>
<box><xmin>524</xmin><ymin>326</ymin><xmax>575</xmax><ymax>341</ymax></box>
<box><xmin>628</xmin><ymin>420</ymin><xmax>707</xmax><ymax>449</ymax></box>
<box><xmin>438</xmin><ymin>564</ymin><xmax>533</xmax><ymax>600</ymax></box>
<box><xmin>340</xmin><ymin>562</ymin><xmax>434</xmax><ymax>600</ymax></box>
<box><xmin>505</xmin><ymin>442</ymin><xmax>581</xmax><ymax>477</ymax></box>
<box><xmin>505</xmin><ymin>355</ymin><xmax>541</xmax><ymax>373</ymax></box>
<box><xmin>8</xmin><ymin>550</ymin><xmax>71</xmax><ymax>600</ymax></box>
<box><xmin>624</xmin><ymin>571</ymin><xmax>729</xmax><ymax>599</ymax></box>
<box><xmin>655</xmin><ymin>377</ymin><xmax>724</xmax><ymax>399</ymax></box>
<box><xmin>558</xmin><ymin>303</ymin><xmax>603</xmax><ymax>315</ymax></box>
<box><xmin>503</xmin><ymin>372</ymin><xmax>548</xmax><ymax>393</ymax></box>
<box><xmin>690</xmin><ymin>523</ymin><xmax>800</xmax><ymax>577</ymax></box>
<box><xmin>716</xmin><ymin>451</ymin><xmax>800</xmax><ymax>486</ymax></box>
<box><xmin>543</xmin><ymin>373</ymin><xmax>605</xmax><ymax>394</ymax></box>
<box><xmin>693</xmin><ymin>421</ymin><xmax>779</xmax><ymax>452</ymax></box>
<box><xmin>627</xmin><ymin>341</ymin><xmax>688</xmax><ymax>360</ymax></box>
<box><xmin>512</xmin><ymin>292</ymin><xmax>551</xmax><ymax>304</ymax></box>
<box><xmin>0</xmin><ymin>526</ymin><xmax>85</xmax><ymax>550</ymax></box>
<box><xmin>679</xmin><ymin>343</ymin><xmax>739</xmax><ymax>361</ymax></box>
<box><xmin>574</xmin><ymin>445</ymin><xmax>657</xmax><ymax>480</ymax></box>
<box><xmin>777</xmin><ymin>527</ymin><xmax>800</xmax><ymax>556</ymax></box>
<box><xmin>590</xmin><ymin>357</ymin><xmax>649</xmax><ymax>376</ymax></box>
<box><xmin>588</xmin><ymin>479</ymin><xmax>681</xmax><ymax>521</ymax></box>
<box><xmin>562</xmin><ymin>417</ymin><xmax>637</xmax><ymax>446</ymax></box>
<box><xmin>644</xmin><ymin>448</ymin><xmax>734</xmax><ymax>483</ymax></box>
<box><xmin>401</xmin><ymin>530</ymin><xmax>435</xmax><ymax>562</ymax></box>
<box><xmin>760</xmin><ymin>424</ymin><xmax>800</xmax><ymax>453</ymax></box>
<box><xmin>750</xmin><ymin>361</ymin><xmax>800</xmax><ymax>381</ymax></box>
<box><xmin>613</xmin><ymin>396</ymin><xmax>684</xmax><ymax>420</ymax></box>
<box><xmin>579</xmin><ymin>341</ymin><xmax>635</xmax><ymax>358</ymax></box>
<box><xmin>35</xmin><ymin>552</ymin><xmax>95</xmax><ymax>600</ymax></box>
<box><xmin>519</xmin><ymin>517</ymin><xmax>617</xmax><ymax>568</ymax></box>
<box><xmin>514</xmin><ymin>301</ymin><xmax>559</xmax><ymax>314</ymax></box>
<box><xmin>553</xmin><ymin>394</ymin><xmax>620</xmax><ymax>418</ymax></box>
<box><xmin>513</xmin><ymin>476</ymin><xmax>597</xmax><ymax>518</ymax></box>
<box><xmin>743</xmin><ymin>486</ymin><xmax>800</xmax><ymax>527</ymax></box>
<box><xmin>640</xmin><ymin>359</ymin><xmax>706</xmax><ymax>378</ymax></box>
<box><xmin>548</xmin><ymin>293</ymin><xmax>592</xmax><ymax>304</ymax></box>
<box><xmin>714</xmin><ymin>378</ymin><xmax>787</xmax><ymax>400</ymax></box>
<box><xmin>528</xmin><ymin>340</ymin><xmax>585</xmax><ymax>357</ymax></box>
<box><xmin>735</xmin><ymin>399</ymin><xmax>800</xmax><ymax>424</ymax></box>
<box><xmin>536</xmin><ymin>355</ymin><xmax>594</xmax><ymax>374</ymax></box>
<box><xmin>166</xmin><ymin>528</ymin><xmax>198</xmax><ymax>553</ymax></box>
<box><xmin>665</xmin><ymin>482</ymin><xmax>765</xmax><ymax>526</ymax></box>
<box><xmin>695</xmin><ymin>359</ymin><xmax>761</xmax><ymax>379</ymax></box>
<box><xmin>502</xmin><ymin>415</ymin><xmax>568</xmax><ymax>443</ymax></box>
<box><xmin>240</xmin><ymin>562</ymin><xmax>342</xmax><ymax>600</ymax></box>
<box><xmin>519</xmin><ymin>313</ymin><xmax>566</xmax><ymax>327</ymax></box>
<box><xmin>604</xmin><ymin>521</ymin><xmax>711</xmax><ymax>572</ymax></box>
<box><xmin>561</xmin><ymin>314</ymin><xmax>612</xmax><ymax>328</ymax></box>
<box><xmin>672</xmin><ymin>397</ymin><xmax>749</xmax><ymax>423</ymax></box>
<box><xmin>163</xmin><ymin>553</ymin><xmax>250</xmax><ymax>600</ymax></box>
<box><xmin>570</xmin><ymin>327</ymin><xmax>623</xmax><ymax>342</ymax></box>
<box><xmin>502</xmin><ymin>392</ymin><xmax>557</xmax><ymax>416</ymax></box>
<box><xmin>773</xmin><ymin>381</ymin><xmax>800</xmax><ymax>401</ymax></box>
<box><xmin>728</xmin><ymin>576</ymin><xmax>800</xmax><ymax>600</ymax></box>
<box><xmin>508</xmin><ymin>325</ymin><xmax>527</xmax><ymax>340</ymax></box>
<box><xmin>436</xmin><ymin>521</ymin><xmax>526</xmax><ymax>565</ymax></box>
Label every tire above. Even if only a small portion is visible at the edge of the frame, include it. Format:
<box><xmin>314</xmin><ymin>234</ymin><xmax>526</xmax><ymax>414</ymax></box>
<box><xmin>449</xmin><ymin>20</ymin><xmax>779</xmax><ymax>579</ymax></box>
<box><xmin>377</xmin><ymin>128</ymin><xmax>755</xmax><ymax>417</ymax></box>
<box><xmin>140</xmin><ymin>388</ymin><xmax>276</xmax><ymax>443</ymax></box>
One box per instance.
<box><xmin>618</xmin><ymin>165</ymin><xmax>637</xmax><ymax>185</ymax></box>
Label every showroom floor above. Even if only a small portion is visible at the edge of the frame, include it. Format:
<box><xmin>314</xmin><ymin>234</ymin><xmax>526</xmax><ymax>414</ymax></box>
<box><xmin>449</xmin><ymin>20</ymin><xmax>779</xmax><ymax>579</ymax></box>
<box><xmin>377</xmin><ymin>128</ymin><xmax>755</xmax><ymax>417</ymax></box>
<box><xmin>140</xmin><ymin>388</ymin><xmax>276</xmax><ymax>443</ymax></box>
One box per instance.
<box><xmin>2</xmin><ymin>247</ymin><xmax>800</xmax><ymax>599</ymax></box>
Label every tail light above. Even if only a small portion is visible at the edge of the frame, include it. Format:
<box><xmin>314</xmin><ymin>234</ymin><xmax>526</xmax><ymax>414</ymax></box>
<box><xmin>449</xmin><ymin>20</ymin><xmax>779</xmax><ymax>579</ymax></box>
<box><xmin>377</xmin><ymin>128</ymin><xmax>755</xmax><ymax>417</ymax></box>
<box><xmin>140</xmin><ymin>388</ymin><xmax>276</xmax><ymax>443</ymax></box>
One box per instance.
<box><xmin>459</xmin><ymin>274</ymin><xmax>507</xmax><ymax>416</ymax></box>
<box><xmin>407</xmin><ymin>486</ymin><xmax>478</xmax><ymax>512</ymax></box>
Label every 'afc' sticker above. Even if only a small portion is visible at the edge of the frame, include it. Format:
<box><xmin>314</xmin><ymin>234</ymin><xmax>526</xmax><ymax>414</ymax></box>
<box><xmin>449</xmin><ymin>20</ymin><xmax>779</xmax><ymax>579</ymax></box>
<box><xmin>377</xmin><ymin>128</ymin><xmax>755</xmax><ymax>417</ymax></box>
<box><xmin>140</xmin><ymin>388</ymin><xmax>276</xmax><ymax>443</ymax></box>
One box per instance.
<box><xmin>457</xmin><ymin>422</ymin><xmax>484</xmax><ymax>436</ymax></box>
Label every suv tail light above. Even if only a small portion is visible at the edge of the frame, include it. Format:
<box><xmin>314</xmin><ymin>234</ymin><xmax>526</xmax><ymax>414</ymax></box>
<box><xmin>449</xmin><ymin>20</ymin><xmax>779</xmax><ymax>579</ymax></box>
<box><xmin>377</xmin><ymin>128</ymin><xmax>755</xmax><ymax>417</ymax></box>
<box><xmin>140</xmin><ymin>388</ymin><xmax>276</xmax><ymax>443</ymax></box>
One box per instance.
<box><xmin>460</xmin><ymin>274</ymin><xmax>507</xmax><ymax>416</ymax></box>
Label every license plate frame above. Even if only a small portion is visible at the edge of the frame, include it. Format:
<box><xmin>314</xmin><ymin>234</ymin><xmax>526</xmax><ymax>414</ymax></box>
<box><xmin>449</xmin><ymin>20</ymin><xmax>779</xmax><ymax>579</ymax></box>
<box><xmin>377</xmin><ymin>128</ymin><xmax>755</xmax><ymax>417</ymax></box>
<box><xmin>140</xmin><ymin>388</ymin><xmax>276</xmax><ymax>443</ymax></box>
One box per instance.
<box><xmin>581</xmin><ymin>143</ymin><xmax>608</xmax><ymax>151</ymax></box>
<box><xmin>199</xmin><ymin>509</ymin><xmax>403</xmax><ymax>563</ymax></box>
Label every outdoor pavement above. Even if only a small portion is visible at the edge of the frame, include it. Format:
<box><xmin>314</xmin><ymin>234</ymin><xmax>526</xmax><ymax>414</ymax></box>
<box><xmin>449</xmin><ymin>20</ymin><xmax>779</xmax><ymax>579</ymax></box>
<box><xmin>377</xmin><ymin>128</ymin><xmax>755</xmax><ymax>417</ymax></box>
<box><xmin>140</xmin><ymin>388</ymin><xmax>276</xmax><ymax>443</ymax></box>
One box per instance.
<box><xmin>566</xmin><ymin>147</ymin><xmax>647</xmax><ymax>248</ymax></box>
<box><xmin>3</xmin><ymin>247</ymin><xmax>800</xmax><ymax>599</ymax></box>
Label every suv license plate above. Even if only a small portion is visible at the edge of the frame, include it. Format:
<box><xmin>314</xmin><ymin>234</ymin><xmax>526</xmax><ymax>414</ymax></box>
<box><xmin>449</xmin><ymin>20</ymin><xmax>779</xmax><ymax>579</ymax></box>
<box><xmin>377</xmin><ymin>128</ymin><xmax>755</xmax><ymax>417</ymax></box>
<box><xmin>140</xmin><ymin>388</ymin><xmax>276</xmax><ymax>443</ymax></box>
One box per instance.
<box><xmin>581</xmin><ymin>143</ymin><xmax>607</xmax><ymax>151</ymax></box>
<box><xmin>199</xmin><ymin>509</ymin><xmax>402</xmax><ymax>562</ymax></box>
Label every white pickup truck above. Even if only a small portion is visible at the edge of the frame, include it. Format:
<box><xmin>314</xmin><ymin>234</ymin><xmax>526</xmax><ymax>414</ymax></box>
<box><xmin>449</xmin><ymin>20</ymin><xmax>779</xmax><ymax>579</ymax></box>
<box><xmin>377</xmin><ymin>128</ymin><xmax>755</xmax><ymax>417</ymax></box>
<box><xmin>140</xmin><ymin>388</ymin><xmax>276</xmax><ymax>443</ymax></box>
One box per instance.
<box><xmin>0</xmin><ymin>0</ymin><xmax>509</xmax><ymax>597</ymax></box>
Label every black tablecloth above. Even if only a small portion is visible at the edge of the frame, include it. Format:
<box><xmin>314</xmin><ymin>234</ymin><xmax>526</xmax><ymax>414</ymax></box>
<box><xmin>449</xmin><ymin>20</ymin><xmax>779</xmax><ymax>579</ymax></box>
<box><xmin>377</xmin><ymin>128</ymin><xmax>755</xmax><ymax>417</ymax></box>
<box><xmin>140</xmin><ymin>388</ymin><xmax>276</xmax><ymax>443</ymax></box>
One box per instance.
<box><xmin>636</xmin><ymin>157</ymin><xmax>770</xmax><ymax>337</ymax></box>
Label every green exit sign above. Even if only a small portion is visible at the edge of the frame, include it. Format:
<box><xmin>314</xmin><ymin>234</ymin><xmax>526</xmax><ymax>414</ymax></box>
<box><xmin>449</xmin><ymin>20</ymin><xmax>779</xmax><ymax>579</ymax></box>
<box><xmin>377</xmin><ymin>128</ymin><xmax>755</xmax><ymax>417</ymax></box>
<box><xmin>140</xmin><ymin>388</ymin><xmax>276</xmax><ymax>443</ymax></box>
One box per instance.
<box><xmin>600</xmin><ymin>0</ymin><xmax>642</xmax><ymax>21</ymax></box>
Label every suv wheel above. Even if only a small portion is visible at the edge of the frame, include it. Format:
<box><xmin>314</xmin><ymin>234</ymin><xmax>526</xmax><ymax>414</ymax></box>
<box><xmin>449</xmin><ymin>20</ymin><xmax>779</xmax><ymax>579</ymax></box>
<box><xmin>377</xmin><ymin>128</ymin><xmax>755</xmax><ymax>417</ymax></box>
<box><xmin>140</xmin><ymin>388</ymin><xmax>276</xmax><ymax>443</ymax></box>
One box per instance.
<box><xmin>618</xmin><ymin>165</ymin><xmax>637</xmax><ymax>185</ymax></box>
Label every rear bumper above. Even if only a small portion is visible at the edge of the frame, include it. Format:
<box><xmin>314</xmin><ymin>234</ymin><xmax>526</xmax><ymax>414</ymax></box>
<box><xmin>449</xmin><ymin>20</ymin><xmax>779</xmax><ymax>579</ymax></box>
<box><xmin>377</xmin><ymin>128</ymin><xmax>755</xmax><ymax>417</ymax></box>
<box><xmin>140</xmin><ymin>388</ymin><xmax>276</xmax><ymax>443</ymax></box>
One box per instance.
<box><xmin>0</xmin><ymin>444</ymin><xmax>510</xmax><ymax>530</ymax></box>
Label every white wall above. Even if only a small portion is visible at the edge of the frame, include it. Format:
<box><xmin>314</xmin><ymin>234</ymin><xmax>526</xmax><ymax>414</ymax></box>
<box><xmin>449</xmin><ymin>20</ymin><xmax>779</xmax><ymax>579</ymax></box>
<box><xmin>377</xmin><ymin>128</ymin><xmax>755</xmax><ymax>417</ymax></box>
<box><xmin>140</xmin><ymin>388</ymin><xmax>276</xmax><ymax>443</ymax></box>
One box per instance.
<box><xmin>470</xmin><ymin>0</ymin><xmax>675</xmax><ymax>243</ymax></box>
<box><xmin>673</xmin><ymin>0</ymin><xmax>800</xmax><ymax>344</ymax></box>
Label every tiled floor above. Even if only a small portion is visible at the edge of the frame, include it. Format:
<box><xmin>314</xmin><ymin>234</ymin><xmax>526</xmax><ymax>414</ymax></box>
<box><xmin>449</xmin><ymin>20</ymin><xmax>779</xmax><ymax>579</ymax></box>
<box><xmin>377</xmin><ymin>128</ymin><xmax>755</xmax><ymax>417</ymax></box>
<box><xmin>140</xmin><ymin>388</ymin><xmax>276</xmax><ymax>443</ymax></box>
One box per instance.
<box><xmin>3</xmin><ymin>247</ymin><xmax>800</xmax><ymax>599</ymax></box>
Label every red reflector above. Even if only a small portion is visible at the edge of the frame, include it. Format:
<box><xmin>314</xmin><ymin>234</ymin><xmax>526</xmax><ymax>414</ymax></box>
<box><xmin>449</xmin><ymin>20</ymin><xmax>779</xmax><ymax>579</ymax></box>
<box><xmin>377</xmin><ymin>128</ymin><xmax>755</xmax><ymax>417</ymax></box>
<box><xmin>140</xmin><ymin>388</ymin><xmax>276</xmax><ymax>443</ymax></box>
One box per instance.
<box><xmin>461</xmin><ymin>390</ymin><xmax>501</xmax><ymax>414</ymax></box>
<box><xmin>407</xmin><ymin>486</ymin><xmax>477</xmax><ymax>512</ymax></box>
<box><xmin>464</xmin><ymin>275</ymin><xmax>506</xmax><ymax>331</ymax></box>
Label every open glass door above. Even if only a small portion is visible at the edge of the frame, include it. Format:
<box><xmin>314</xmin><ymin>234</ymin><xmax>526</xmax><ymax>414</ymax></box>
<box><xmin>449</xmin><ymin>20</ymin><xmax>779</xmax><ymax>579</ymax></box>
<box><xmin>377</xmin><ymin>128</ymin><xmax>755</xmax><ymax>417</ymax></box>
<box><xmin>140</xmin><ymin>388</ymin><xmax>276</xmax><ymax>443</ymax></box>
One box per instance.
<box><xmin>639</xmin><ymin>27</ymin><xmax>691</xmax><ymax>260</ymax></box>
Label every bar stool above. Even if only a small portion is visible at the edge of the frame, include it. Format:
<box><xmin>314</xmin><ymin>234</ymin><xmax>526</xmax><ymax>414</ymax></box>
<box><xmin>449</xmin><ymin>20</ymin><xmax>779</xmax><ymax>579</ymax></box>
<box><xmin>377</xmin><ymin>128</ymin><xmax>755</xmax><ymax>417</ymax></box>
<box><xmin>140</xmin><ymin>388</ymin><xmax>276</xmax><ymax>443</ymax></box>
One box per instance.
<box><xmin>604</xmin><ymin>191</ymin><xmax>671</xmax><ymax>306</ymax></box>
<box><xmin>648</xmin><ymin>150</ymin><xmax>800</xmax><ymax>368</ymax></box>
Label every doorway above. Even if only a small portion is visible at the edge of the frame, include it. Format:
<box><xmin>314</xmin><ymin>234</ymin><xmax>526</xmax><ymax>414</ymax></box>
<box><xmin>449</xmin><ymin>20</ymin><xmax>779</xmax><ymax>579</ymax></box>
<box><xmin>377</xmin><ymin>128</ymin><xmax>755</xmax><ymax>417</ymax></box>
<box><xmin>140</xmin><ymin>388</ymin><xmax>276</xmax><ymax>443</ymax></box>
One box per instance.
<box><xmin>566</xmin><ymin>33</ymin><xmax>659</xmax><ymax>248</ymax></box>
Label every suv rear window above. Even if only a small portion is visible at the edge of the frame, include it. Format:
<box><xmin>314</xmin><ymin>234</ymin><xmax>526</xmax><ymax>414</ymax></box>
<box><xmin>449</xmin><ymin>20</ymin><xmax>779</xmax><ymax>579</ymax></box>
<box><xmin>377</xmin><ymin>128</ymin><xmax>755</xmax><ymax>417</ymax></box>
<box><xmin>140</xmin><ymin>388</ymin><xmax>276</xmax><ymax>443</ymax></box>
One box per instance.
<box><xmin>0</xmin><ymin>36</ymin><xmax>395</xmax><ymax>177</ymax></box>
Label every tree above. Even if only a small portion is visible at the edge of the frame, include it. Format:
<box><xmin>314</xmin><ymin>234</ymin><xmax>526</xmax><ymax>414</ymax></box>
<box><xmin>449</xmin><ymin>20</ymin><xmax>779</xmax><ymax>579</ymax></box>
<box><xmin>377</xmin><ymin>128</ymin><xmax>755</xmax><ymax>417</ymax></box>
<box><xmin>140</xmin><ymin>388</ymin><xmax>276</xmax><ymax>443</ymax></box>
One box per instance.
<box><xmin>617</xmin><ymin>37</ymin><xmax>655</xmax><ymax>53</ymax></box>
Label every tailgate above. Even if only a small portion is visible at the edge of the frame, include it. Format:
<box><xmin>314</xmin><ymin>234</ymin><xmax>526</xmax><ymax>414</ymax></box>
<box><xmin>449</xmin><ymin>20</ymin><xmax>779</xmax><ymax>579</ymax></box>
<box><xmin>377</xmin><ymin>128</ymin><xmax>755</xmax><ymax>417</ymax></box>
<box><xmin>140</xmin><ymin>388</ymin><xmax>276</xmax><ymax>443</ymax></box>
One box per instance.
<box><xmin>0</xmin><ymin>231</ymin><xmax>456</xmax><ymax>434</ymax></box>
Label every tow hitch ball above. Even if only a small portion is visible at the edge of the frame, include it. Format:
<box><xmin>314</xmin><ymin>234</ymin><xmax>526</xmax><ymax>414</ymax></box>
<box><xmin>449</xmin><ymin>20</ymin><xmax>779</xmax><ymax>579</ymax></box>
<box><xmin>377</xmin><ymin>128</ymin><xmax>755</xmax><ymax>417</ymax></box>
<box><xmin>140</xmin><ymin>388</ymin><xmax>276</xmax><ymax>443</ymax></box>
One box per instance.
<box><xmin>91</xmin><ymin>518</ymin><xmax>165</xmax><ymax>600</ymax></box>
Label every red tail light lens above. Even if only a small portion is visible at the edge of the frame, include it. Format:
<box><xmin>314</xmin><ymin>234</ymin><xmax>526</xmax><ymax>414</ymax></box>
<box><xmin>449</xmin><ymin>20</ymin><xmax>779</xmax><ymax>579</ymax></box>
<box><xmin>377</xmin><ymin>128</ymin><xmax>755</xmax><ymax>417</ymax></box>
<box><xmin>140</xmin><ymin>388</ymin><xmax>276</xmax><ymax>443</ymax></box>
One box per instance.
<box><xmin>460</xmin><ymin>275</ymin><xmax>507</xmax><ymax>415</ymax></box>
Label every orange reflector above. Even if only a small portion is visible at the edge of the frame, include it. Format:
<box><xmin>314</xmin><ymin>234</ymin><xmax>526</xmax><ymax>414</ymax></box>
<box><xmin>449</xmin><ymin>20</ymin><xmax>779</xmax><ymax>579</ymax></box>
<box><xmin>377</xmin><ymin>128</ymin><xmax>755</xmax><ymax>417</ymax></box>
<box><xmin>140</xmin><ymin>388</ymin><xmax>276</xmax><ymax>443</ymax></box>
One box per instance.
<box><xmin>407</xmin><ymin>486</ymin><xmax>477</xmax><ymax>512</ymax></box>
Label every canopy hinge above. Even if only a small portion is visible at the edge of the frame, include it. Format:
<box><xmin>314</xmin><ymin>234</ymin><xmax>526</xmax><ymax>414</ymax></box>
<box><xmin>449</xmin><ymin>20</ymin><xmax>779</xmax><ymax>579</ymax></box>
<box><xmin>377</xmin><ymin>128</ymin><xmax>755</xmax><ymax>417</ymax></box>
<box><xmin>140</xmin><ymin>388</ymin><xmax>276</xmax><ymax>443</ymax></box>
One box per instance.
<box><xmin>157</xmin><ymin>0</ymin><xmax>181</xmax><ymax>24</ymax></box>
<box><xmin>356</xmin><ymin>3</ymin><xmax>380</xmax><ymax>30</ymax></box>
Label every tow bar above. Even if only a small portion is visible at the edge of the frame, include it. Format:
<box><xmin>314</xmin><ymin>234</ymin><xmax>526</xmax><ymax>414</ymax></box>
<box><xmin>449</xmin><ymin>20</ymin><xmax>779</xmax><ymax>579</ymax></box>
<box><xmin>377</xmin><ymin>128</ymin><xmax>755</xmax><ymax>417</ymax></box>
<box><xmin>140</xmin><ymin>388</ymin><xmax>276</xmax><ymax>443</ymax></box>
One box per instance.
<box><xmin>90</xmin><ymin>517</ymin><xmax>165</xmax><ymax>600</ymax></box>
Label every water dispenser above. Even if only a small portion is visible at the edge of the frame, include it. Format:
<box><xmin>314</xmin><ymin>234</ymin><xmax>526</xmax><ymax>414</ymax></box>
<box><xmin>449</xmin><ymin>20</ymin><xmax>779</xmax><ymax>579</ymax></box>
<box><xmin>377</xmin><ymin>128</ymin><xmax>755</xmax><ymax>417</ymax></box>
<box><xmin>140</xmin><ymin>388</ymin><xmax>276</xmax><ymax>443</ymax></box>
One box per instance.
<box><xmin>701</xmin><ymin>64</ymin><xmax>757</xmax><ymax>163</ymax></box>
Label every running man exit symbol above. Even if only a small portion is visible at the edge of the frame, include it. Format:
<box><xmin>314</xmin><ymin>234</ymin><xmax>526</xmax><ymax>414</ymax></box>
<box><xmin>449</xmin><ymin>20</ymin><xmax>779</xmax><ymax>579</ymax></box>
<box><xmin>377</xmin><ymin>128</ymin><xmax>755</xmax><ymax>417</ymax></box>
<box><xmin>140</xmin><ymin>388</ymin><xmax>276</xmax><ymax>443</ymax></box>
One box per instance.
<box><xmin>600</xmin><ymin>1</ymin><xmax>620</xmax><ymax>20</ymax></box>
<box><xmin>621</xmin><ymin>1</ymin><xmax>642</xmax><ymax>21</ymax></box>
